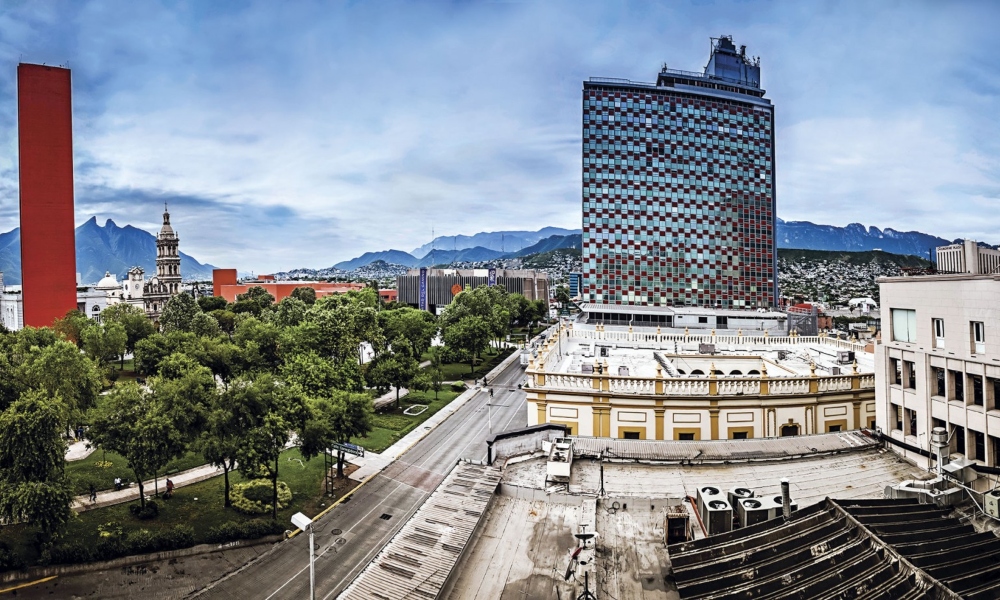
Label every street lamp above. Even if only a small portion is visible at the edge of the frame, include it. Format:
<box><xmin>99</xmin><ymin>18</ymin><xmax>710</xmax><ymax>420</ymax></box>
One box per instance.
<box><xmin>291</xmin><ymin>512</ymin><xmax>315</xmax><ymax>600</ymax></box>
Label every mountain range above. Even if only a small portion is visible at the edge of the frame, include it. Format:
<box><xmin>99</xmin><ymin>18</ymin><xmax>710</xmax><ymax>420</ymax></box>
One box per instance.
<box><xmin>0</xmin><ymin>217</ymin><xmax>217</xmax><ymax>286</ymax></box>
<box><xmin>331</xmin><ymin>233</ymin><xmax>583</xmax><ymax>271</ymax></box>
<box><xmin>409</xmin><ymin>227</ymin><xmax>578</xmax><ymax>258</ymax></box>
<box><xmin>327</xmin><ymin>222</ymin><xmax>959</xmax><ymax>272</ymax></box>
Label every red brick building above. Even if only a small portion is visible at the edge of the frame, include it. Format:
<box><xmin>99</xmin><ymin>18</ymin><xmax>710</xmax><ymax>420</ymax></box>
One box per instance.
<box><xmin>212</xmin><ymin>269</ymin><xmax>384</xmax><ymax>303</ymax></box>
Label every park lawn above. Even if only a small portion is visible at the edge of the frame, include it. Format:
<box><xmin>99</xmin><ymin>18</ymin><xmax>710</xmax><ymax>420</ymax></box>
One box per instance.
<box><xmin>435</xmin><ymin>347</ymin><xmax>514</xmax><ymax>382</ymax></box>
<box><xmin>351</xmin><ymin>389</ymin><xmax>461</xmax><ymax>453</ymax></box>
<box><xmin>66</xmin><ymin>449</ymin><xmax>208</xmax><ymax>496</ymax></box>
<box><xmin>3</xmin><ymin>447</ymin><xmax>330</xmax><ymax>569</ymax></box>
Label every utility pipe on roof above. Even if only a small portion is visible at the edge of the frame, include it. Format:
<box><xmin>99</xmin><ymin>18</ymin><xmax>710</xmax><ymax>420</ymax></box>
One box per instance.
<box><xmin>780</xmin><ymin>478</ymin><xmax>791</xmax><ymax>520</ymax></box>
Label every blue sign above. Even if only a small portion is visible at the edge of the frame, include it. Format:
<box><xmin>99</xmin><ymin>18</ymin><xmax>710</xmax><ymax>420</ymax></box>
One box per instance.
<box><xmin>418</xmin><ymin>267</ymin><xmax>428</xmax><ymax>311</ymax></box>
<box><xmin>488</xmin><ymin>267</ymin><xmax>497</xmax><ymax>287</ymax></box>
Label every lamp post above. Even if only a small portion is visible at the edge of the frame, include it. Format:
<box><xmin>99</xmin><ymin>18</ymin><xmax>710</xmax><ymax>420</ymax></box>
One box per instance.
<box><xmin>291</xmin><ymin>512</ymin><xmax>315</xmax><ymax>600</ymax></box>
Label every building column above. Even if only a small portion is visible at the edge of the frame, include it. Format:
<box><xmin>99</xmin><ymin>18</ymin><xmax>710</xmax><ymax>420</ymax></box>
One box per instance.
<box><xmin>654</xmin><ymin>407</ymin><xmax>665</xmax><ymax>440</ymax></box>
<box><xmin>709</xmin><ymin>407</ymin><xmax>720</xmax><ymax>440</ymax></box>
<box><xmin>536</xmin><ymin>399</ymin><xmax>547</xmax><ymax>425</ymax></box>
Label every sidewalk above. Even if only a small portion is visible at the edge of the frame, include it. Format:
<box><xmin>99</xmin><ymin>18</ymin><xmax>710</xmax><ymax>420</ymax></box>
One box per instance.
<box><xmin>66</xmin><ymin>440</ymin><xmax>96</xmax><ymax>462</ymax></box>
<box><xmin>71</xmin><ymin>463</ymin><xmax>224</xmax><ymax>513</ymax></box>
<box><xmin>373</xmin><ymin>386</ymin><xmax>408</xmax><ymax>410</ymax></box>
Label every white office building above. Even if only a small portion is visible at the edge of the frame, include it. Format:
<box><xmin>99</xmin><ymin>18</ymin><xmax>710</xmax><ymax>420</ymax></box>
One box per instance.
<box><xmin>877</xmin><ymin>241</ymin><xmax>1000</xmax><ymax>474</ymax></box>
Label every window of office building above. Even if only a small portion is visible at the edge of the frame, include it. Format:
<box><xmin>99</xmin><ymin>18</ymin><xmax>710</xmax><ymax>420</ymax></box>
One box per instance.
<box><xmin>972</xmin><ymin>375</ymin><xmax>984</xmax><ymax>406</ymax></box>
<box><xmin>990</xmin><ymin>434</ymin><xmax>1000</xmax><ymax>467</ymax></box>
<box><xmin>973</xmin><ymin>430</ymin><xmax>985</xmax><ymax>462</ymax></box>
<box><xmin>950</xmin><ymin>370</ymin><xmax>964</xmax><ymax>402</ymax></box>
<box><xmin>933</xmin><ymin>318</ymin><xmax>945</xmax><ymax>348</ymax></box>
<box><xmin>905</xmin><ymin>408</ymin><xmax>917</xmax><ymax>437</ymax></box>
<box><xmin>953</xmin><ymin>425</ymin><xmax>966</xmax><ymax>456</ymax></box>
<box><xmin>972</xmin><ymin>321</ymin><xmax>986</xmax><ymax>354</ymax></box>
<box><xmin>890</xmin><ymin>358</ymin><xmax>901</xmax><ymax>386</ymax></box>
<box><xmin>904</xmin><ymin>361</ymin><xmax>916</xmax><ymax>389</ymax></box>
<box><xmin>932</xmin><ymin>367</ymin><xmax>946</xmax><ymax>397</ymax></box>
<box><xmin>892</xmin><ymin>404</ymin><xmax>902</xmax><ymax>431</ymax></box>
<box><xmin>890</xmin><ymin>309</ymin><xmax>916</xmax><ymax>343</ymax></box>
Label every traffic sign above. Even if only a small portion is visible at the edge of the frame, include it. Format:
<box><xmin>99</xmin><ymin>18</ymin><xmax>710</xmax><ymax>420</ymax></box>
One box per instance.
<box><xmin>330</xmin><ymin>442</ymin><xmax>365</xmax><ymax>457</ymax></box>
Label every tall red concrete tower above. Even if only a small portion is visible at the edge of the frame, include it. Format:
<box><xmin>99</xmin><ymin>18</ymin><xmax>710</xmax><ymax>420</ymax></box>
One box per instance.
<box><xmin>17</xmin><ymin>63</ymin><xmax>78</xmax><ymax>328</ymax></box>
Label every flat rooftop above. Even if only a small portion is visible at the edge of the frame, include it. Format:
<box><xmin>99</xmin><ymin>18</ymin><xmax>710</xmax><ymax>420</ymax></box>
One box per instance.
<box><xmin>546</xmin><ymin>331</ymin><xmax>874</xmax><ymax>379</ymax></box>
<box><xmin>453</xmin><ymin>437</ymin><xmax>930</xmax><ymax>600</ymax></box>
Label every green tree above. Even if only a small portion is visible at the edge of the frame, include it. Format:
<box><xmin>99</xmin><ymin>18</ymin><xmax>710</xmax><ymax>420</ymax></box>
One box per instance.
<box><xmin>160</xmin><ymin>293</ymin><xmax>202</xmax><ymax>333</ymax></box>
<box><xmin>197</xmin><ymin>295</ymin><xmax>229</xmax><ymax>312</ymax></box>
<box><xmin>367</xmin><ymin>337</ymin><xmax>419</xmax><ymax>406</ymax></box>
<box><xmin>273</xmin><ymin>297</ymin><xmax>307</xmax><ymax>328</ymax></box>
<box><xmin>299</xmin><ymin>392</ymin><xmax>374</xmax><ymax>478</ymax></box>
<box><xmin>231</xmin><ymin>374</ymin><xmax>307</xmax><ymax>519</ymax></box>
<box><xmin>232</xmin><ymin>286</ymin><xmax>275</xmax><ymax>317</ymax></box>
<box><xmin>378</xmin><ymin>307</ymin><xmax>437</xmax><ymax>358</ymax></box>
<box><xmin>0</xmin><ymin>391</ymin><xmax>75</xmax><ymax>545</ymax></box>
<box><xmin>82</xmin><ymin>321</ymin><xmax>128</xmax><ymax>369</ymax></box>
<box><xmin>19</xmin><ymin>341</ymin><xmax>103</xmax><ymax>430</ymax></box>
<box><xmin>100</xmin><ymin>303</ymin><xmax>156</xmax><ymax>365</ymax></box>
<box><xmin>443</xmin><ymin>315</ymin><xmax>491</xmax><ymax>375</ymax></box>
<box><xmin>199</xmin><ymin>390</ymin><xmax>242</xmax><ymax>508</ymax></box>
<box><xmin>52</xmin><ymin>310</ymin><xmax>93</xmax><ymax>349</ymax></box>
<box><xmin>555</xmin><ymin>285</ymin><xmax>571</xmax><ymax>306</ymax></box>
<box><xmin>87</xmin><ymin>383</ymin><xmax>187</xmax><ymax>510</ymax></box>
<box><xmin>210</xmin><ymin>309</ymin><xmax>237</xmax><ymax>336</ymax></box>
<box><xmin>428</xmin><ymin>347</ymin><xmax>445</xmax><ymax>400</ymax></box>
<box><xmin>289</xmin><ymin>287</ymin><xmax>317</xmax><ymax>305</ymax></box>
<box><xmin>190</xmin><ymin>312</ymin><xmax>222</xmax><ymax>338</ymax></box>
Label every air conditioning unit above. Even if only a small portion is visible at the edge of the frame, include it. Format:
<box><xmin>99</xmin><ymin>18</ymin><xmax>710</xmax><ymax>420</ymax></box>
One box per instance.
<box><xmin>728</xmin><ymin>487</ymin><xmax>754</xmax><ymax>509</ymax></box>
<box><xmin>737</xmin><ymin>498</ymin><xmax>771</xmax><ymax>528</ymax></box>
<box><xmin>696</xmin><ymin>486</ymin><xmax>724</xmax><ymax>519</ymax></box>
<box><xmin>699</xmin><ymin>343</ymin><xmax>716</xmax><ymax>354</ymax></box>
<box><xmin>767</xmin><ymin>495</ymin><xmax>798</xmax><ymax>519</ymax></box>
<box><xmin>984</xmin><ymin>490</ymin><xmax>1000</xmax><ymax>519</ymax></box>
<box><xmin>704</xmin><ymin>499</ymin><xmax>733</xmax><ymax>535</ymax></box>
<box><xmin>837</xmin><ymin>350</ymin><xmax>855</xmax><ymax>364</ymax></box>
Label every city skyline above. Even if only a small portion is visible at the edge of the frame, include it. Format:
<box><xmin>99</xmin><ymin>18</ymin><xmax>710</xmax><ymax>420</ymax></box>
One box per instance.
<box><xmin>0</xmin><ymin>1</ymin><xmax>998</xmax><ymax>273</ymax></box>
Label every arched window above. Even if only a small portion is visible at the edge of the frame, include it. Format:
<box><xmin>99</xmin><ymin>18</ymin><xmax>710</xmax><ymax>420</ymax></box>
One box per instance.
<box><xmin>747</xmin><ymin>370</ymin><xmax>760</xmax><ymax>375</ymax></box>
<box><xmin>780</xmin><ymin>424</ymin><xmax>799</xmax><ymax>437</ymax></box>
<box><xmin>690</xmin><ymin>369</ymin><xmax>704</xmax><ymax>376</ymax></box>
<box><xmin>729</xmin><ymin>369</ymin><xmax>742</xmax><ymax>375</ymax></box>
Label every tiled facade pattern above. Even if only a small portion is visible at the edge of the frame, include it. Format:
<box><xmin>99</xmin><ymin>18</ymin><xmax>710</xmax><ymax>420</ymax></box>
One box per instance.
<box><xmin>581</xmin><ymin>51</ymin><xmax>776</xmax><ymax>309</ymax></box>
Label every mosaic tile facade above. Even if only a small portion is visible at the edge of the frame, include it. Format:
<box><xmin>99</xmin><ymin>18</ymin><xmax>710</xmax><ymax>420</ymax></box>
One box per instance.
<box><xmin>581</xmin><ymin>56</ymin><xmax>776</xmax><ymax>309</ymax></box>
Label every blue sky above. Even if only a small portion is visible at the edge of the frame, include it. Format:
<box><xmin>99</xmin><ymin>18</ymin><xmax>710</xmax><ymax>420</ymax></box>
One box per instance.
<box><xmin>1</xmin><ymin>0</ymin><xmax>998</xmax><ymax>272</ymax></box>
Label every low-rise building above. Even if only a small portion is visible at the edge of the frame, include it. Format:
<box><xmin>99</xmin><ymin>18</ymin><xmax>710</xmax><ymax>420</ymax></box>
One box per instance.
<box><xmin>396</xmin><ymin>268</ymin><xmax>549</xmax><ymax>313</ymax></box>
<box><xmin>525</xmin><ymin>323</ymin><xmax>873</xmax><ymax>440</ymax></box>
<box><xmin>212</xmin><ymin>269</ymin><xmax>369</xmax><ymax>303</ymax></box>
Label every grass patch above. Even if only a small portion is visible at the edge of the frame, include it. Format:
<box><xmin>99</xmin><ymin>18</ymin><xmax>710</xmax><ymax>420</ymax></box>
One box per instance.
<box><xmin>351</xmin><ymin>389</ymin><xmax>461</xmax><ymax>453</ymax></box>
<box><xmin>66</xmin><ymin>449</ymin><xmax>208</xmax><ymax>496</ymax></box>
<box><xmin>3</xmin><ymin>447</ymin><xmax>329</xmax><ymax>569</ymax></box>
<box><xmin>435</xmin><ymin>347</ymin><xmax>514</xmax><ymax>381</ymax></box>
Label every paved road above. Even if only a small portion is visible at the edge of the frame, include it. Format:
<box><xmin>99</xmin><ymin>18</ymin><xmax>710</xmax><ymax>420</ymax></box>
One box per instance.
<box><xmin>195</xmin><ymin>359</ymin><xmax>528</xmax><ymax>600</ymax></box>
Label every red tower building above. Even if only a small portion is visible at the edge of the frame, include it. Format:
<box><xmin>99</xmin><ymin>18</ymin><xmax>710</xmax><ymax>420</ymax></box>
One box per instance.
<box><xmin>17</xmin><ymin>64</ymin><xmax>78</xmax><ymax>328</ymax></box>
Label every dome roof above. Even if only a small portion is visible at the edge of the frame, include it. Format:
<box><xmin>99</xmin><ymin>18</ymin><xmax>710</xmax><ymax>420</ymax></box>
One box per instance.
<box><xmin>96</xmin><ymin>271</ymin><xmax>119</xmax><ymax>290</ymax></box>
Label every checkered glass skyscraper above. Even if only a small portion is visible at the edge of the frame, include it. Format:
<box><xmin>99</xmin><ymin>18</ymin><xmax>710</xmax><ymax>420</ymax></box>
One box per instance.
<box><xmin>582</xmin><ymin>36</ymin><xmax>776</xmax><ymax>309</ymax></box>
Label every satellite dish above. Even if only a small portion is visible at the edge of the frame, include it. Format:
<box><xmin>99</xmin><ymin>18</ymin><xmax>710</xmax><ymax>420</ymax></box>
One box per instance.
<box><xmin>574</xmin><ymin>532</ymin><xmax>597</xmax><ymax>542</ymax></box>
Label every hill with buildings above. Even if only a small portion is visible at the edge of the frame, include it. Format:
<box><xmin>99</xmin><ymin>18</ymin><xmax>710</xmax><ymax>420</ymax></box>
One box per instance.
<box><xmin>409</xmin><ymin>227</ymin><xmax>578</xmax><ymax>258</ymax></box>
<box><xmin>776</xmin><ymin>219</ymin><xmax>951</xmax><ymax>258</ymax></box>
<box><xmin>778</xmin><ymin>249</ymin><xmax>932</xmax><ymax>304</ymax></box>
<box><xmin>0</xmin><ymin>217</ymin><xmax>217</xmax><ymax>285</ymax></box>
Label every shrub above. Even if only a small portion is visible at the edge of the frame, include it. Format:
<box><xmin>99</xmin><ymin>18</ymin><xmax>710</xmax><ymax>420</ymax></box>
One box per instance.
<box><xmin>205</xmin><ymin>520</ymin><xmax>285</xmax><ymax>544</ymax></box>
<box><xmin>230</xmin><ymin>480</ymin><xmax>292</xmax><ymax>515</ymax></box>
<box><xmin>449</xmin><ymin>381</ymin><xmax>467</xmax><ymax>392</ymax></box>
<box><xmin>45</xmin><ymin>542</ymin><xmax>94</xmax><ymax>565</ymax></box>
<box><xmin>0</xmin><ymin>542</ymin><xmax>25</xmax><ymax>572</ymax></box>
<box><xmin>128</xmin><ymin>500</ymin><xmax>159</xmax><ymax>520</ymax></box>
<box><xmin>372</xmin><ymin>414</ymin><xmax>411</xmax><ymax>430</ymax></box>
<box><xmin>47</xmin><ymin>525</ymin><xmax>196</xmax><ymax>565</ymax></box>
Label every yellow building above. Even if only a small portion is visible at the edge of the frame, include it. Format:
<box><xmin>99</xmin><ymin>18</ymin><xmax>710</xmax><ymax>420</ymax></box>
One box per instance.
<box><xmin>526</xmin><ymin>324</ymin><xmax>875</xmax><ymax>440</ymax></box>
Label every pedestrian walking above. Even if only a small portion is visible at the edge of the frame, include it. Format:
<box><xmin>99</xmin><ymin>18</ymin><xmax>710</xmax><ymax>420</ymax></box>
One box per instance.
<box><xmin>165</xmin><ymin>478</ymin><xmax>174</xmax><ymax>499</ymax></box>
<box><xmin>114</xmin><ymin>477</ymin><xmax>122</xmax><ymax>491</ymax></box>
<box><xmin>489</xmin><ymin>387</ymin><xmax>494</xmax><ymax>398</ymax></box>
<box><xmin>89</xmin><ymin>483</ymin><xmax>97</xmax><ymax>503</ymax></box>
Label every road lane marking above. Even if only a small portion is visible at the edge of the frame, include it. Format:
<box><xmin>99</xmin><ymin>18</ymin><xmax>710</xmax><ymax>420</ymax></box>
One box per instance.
<box><xmin>0</xmin><ymin>576</ymin><xmax>58</xmax><ymax>594</ymax></box>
